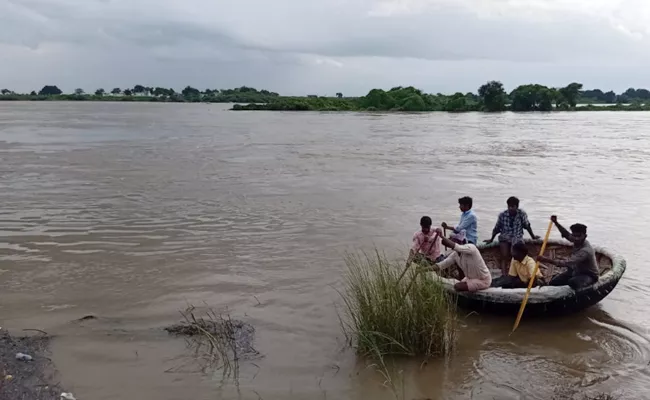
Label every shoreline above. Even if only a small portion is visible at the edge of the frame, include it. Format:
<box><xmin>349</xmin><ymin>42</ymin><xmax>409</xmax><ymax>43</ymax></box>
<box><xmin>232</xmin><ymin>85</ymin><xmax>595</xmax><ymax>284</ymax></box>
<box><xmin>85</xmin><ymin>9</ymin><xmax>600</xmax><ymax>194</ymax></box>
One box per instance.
<box><xmin>0</xmin><ymin>329</ymin><xmax>66</xmax><ymax>400</ymax></box>
<box><xmin>1</xmin><ymin>97</ymin><xmax>648</xmax><ymax>112</ymax></box>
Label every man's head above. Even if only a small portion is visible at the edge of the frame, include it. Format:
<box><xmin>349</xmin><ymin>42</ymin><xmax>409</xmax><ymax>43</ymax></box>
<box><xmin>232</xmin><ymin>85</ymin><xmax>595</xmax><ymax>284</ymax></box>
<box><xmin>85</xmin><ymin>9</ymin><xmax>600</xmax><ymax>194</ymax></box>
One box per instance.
<box><xmin>507</xmin><ymin>196</ymin><xmax>520</xmax><ymax>215</ymax></box>
<box><xmin>511</xmin><ymin>241</ymin><xmax>528</xmax><ymax>262</ymax></box>
<box><xmin>458</xmin><ymin>196</ymin><xmax>473</xmax><ymax>213</ymax></box>
<box><xmin>570</xmin><ymin>223</ymin><xmax>588</xmax><ymax>245</ymax></box>
<box><xmin>420</xmin><ymin>216</ymin><xmax>432</xmax><ymax>234</ymax></box>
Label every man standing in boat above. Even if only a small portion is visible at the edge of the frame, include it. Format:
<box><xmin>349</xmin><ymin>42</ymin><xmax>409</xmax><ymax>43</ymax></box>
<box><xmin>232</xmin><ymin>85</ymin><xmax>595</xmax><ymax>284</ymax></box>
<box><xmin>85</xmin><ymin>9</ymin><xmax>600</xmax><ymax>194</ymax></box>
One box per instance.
<box><xmin>484</xmin><ymin>196</ymin><xmax>540</xmax><ymax>274</ymax></box>
<box><xmin>425</xmin><ymin>229</ymin><xmax>492</xmax><ymax>292</ymax></box>
<box><xmin>442</xmin><ymin>196</ymin><xmax>478</xmax><ymax>245</ymax></box>
<box><xmin>537</xmin><ymin>216</ymin><xmax>599</xmax><ymax>290</ymax></box>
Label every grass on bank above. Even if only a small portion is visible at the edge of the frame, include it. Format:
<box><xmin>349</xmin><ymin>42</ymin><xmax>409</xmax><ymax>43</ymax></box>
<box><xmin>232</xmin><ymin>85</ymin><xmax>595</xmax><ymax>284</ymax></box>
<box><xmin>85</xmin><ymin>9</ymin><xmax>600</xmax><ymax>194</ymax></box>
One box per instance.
<box><xmin>339</xmin><ymin>250</ymin><xmax>458</xmax><ymax>359</ymax></box>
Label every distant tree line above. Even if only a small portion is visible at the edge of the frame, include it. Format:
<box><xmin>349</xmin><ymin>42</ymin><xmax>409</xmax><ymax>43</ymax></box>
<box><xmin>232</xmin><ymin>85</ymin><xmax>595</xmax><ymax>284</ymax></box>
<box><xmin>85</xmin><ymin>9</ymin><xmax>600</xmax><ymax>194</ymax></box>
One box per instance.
<box><xmin>2</xmin><ymin>82</ymin><xmax>650</xmax><ymax>112</ymax></box>
<box><xmin>0</xmin><ymin>85</ymin><xmax>281</xmax><ymax>103</ymax></box>
<box><xmin>233</xmin><ymin>82</ymin><xmax>650</xmax><ymax>112</ymax></box>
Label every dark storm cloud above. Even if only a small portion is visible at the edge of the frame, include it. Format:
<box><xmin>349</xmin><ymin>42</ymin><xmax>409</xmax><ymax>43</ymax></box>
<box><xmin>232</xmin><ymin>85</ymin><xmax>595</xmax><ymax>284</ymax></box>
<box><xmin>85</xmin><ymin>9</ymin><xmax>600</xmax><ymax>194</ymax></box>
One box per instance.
<box><xmin>2</xmin><ymin>0</ymin><xmax>650</xmax><ymax>94</ymax></box>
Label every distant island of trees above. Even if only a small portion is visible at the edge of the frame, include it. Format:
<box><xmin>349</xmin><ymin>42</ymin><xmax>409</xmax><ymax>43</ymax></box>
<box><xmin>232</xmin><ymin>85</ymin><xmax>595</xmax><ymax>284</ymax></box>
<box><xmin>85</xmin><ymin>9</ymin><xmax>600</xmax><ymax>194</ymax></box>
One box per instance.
<box><xmin>2</xmin><ymin>82</ymin><xmax>650</xmax><ymax>112</ymax></box>
<box><xmin>0</xmin><ymin>85</ymin><xmax>281</xmax><ymax>104</ymax></box>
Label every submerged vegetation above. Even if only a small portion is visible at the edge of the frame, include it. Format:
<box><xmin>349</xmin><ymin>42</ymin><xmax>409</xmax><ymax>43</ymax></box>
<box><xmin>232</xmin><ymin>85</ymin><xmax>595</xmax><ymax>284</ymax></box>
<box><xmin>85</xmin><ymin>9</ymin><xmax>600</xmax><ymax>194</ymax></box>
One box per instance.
<box><xmin>339</xmin><ymin>250</ymin><xmax>457</xmax><ymax>359</ymax></box>
<box><xmin>165</xmin><ymin>305</ymin><xmax>260</xmax><ymax>382</ymax></box>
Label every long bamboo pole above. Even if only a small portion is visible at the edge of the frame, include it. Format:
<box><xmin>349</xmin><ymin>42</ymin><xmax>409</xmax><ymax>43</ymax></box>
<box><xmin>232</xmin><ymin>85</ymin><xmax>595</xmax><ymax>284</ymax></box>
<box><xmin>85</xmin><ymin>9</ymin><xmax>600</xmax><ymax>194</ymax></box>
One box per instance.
<box><xmin>511</xmin><ymin>220</ymin><xmax>554</xmax><ymax>333</ymax></box>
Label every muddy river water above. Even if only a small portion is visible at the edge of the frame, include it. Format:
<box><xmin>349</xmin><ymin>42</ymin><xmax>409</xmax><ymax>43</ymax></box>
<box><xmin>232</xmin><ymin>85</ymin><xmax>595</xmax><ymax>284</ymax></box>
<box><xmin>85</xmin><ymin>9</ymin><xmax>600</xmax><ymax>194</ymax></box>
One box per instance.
<box><xmin>1</xmin><ymin>102</ymin><xmax>649</xmax><ymax>399</ymax></box>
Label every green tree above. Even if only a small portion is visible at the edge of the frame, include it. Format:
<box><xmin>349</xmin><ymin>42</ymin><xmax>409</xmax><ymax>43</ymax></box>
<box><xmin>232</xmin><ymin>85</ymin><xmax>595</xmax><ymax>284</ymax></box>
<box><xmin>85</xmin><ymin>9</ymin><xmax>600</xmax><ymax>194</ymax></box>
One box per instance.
<box><xmin>111</xmin><ymin>88</ymin><xmax>121</xmax><ymax>95</ymax></box>
<box><xmin>182</xmin><ymin>86</ymin><xmax>201</xmax><ymax>98</ymax></box>
<box><xmin>360</xmin><ymin>89</ymin><xmax>396</xmax><ymax>110</ymax></box>
<box><xmin>74</xmin><ymin>88</ymin><xmax>84</xmax><ymax>95</ymax></box>
<box><xmin>38</xmin><ymin>85</ymin><xmax>62</xmax><ymax>96</ymax></box>
<box><xmin>133</xmin><ymin>85</ymin><xmax>146</xmax><ymax>95</ymax></box>
<box><xmin>510</xmin><ymin>84</ymin><xmax>554</xmax><ymax>111</ymax></box>
<box><xmin>604</xmin><ymin>91</ymin><xmax>617</xmax><ymax>103</ymax></box>
<box><xmin>336</xmin><ymin>92</ymin><xmax>343</xmax><ymax>98</ymax></box>
<box><xmin>95</xmin><ymin>88</ymin><xmax>105</xmax><ymax>96</ymax></box>
<box><xmin>558</xmin><ymin>82</ymin><xmax>583</xmax><ymax>108</ymax></box>
<box><xmin>478</xmin><ymin>81</ymin><xmax>507</xmax><ymax>112</ymax></box>
<box><xmin>123</xmin><ymin>89</ymin><xmax>133</xmax><ymax>96</ymax></box>
<box><xmin>400</xmin><ymin>94</ymin><xmax>427</xmax><ymax>111</ymax></box>
<box><xmin>30</xmin><ymin>91</ymin><xmax>37</xmax><ymax>96</ymax></box>
<box><xmin>444</xmin><ymin>92</ymin><xmax>469</xmax><ymax>112</ymax></box>
<box><xmin>1</xmin><ymin>89</ymin><xmax>11</xmax><ymax>95</ymax></box>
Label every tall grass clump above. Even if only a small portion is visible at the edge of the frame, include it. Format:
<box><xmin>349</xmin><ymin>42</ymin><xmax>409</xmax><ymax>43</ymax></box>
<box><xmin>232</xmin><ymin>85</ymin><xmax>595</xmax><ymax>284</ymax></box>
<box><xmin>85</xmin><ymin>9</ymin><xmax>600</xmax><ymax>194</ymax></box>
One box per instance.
<box><xmin>339</xmin><ymin>250</ymin><xmax>458</xmax><ymax>359</ymax></box>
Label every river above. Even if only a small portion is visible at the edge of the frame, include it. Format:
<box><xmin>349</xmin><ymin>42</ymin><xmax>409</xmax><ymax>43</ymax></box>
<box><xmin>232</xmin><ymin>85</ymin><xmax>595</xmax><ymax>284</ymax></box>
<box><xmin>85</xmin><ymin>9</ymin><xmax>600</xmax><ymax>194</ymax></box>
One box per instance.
<box><xmin>0</xmin><ymin>102</ymin><xmax>649</xmax><ymax>400</ymax></box>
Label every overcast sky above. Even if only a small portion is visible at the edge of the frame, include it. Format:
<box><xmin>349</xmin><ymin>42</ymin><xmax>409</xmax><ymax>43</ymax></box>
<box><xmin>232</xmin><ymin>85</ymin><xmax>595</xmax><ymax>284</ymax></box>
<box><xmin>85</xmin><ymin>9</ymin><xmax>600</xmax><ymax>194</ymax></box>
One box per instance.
<box><xmin>2</xmin><ymin>0</ymin><xmax>650</xmax><ymax>95</ymax></box>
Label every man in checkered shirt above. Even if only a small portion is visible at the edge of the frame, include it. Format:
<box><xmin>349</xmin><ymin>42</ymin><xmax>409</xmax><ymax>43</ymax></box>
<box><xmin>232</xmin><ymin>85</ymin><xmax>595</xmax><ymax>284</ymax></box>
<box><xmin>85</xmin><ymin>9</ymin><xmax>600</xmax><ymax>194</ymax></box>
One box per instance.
<box><xmin>484</xmin><ymin>196</ymin><xmax>540</xmax><ymax>274</ymax></box>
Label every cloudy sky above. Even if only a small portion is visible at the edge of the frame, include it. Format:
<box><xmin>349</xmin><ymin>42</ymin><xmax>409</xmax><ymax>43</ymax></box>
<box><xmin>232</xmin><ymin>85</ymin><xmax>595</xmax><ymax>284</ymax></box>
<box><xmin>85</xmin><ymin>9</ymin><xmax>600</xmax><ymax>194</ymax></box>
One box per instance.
<box><xmin>2</xmin><ymin>0</ymin><xmax>650</xmax><ymax>95</ymax></box>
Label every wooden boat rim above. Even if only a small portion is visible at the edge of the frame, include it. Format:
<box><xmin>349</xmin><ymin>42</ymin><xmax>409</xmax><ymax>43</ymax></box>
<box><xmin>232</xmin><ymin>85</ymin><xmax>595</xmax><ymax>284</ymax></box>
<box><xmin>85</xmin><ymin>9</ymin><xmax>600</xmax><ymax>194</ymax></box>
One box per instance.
<box><xmin>435</xmin><ymin>238</ymin><xmax>626</xmax><ymax>304</ymax></box>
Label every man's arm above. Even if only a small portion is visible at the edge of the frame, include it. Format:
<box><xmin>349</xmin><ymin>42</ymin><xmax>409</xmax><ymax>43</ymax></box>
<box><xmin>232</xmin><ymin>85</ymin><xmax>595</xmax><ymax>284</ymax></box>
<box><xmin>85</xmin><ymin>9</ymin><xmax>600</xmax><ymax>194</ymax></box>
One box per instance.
<box><xmin>455</xmin><ymin>213</ymin><xmax>475</xmax><ymax>234</ymax></box>
<box><xmin>439</xmin><ymin>235</ymin><xmax>457</xmax><ymax>250</ymax></box>
<box><xmin>538</xmin><ymin>249</ymin><xmax>589</xmax><ymax>268</ymax></box>
<box><xmin>435</xmin><ymin>251</ymin><xmax>458</xmax><ymax>271</ymax></box>
<box><xmin>484</xmin><ymin>215</ymin><xmax>502</xmax><ymax>243</ymax></box>
<box><xmin>557</xmin><ymin>248</ymin><xmax>589</xmax><ymax>269</ymax></box>
<box><xmin>552</xmin><ymin>217</ymin><xmax>572</xmax><ymax>242</ymax></box>
<box><xmin>405</xmin><ymin>233</ymin><xmax>421</xmax><ymax>268</ymax></box>
<box><xmin>522</xmin><ymin>211</ymin><xmax>539</xmax><ymax>239</ymax></box>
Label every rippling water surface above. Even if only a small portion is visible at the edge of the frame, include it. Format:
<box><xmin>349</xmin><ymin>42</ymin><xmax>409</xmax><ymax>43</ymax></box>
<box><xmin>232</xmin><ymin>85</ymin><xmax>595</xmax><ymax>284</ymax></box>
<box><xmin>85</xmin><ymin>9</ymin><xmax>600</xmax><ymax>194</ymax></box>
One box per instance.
<box><xmin>1</xmin><ymin>102</ymin><xmax>650</xmax><ymax>400</ymax></box>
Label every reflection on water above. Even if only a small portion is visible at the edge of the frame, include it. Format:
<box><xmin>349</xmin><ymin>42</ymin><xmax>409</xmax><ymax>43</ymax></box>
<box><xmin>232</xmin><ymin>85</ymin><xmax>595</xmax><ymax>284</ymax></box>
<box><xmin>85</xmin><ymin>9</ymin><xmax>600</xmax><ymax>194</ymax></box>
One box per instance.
<box><xmin>1</xmin><ymin>102</ymin><xmax>650</xmax><ymax>399</ymax></box>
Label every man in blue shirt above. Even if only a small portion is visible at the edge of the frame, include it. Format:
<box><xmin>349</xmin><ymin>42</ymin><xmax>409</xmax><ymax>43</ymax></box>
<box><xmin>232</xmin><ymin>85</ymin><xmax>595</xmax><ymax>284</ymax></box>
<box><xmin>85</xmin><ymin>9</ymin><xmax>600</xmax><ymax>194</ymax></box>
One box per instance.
<box><xmin>442</xmin><ymin>196</ymin><xmax>478</xmax><ymax>245</ymax></box>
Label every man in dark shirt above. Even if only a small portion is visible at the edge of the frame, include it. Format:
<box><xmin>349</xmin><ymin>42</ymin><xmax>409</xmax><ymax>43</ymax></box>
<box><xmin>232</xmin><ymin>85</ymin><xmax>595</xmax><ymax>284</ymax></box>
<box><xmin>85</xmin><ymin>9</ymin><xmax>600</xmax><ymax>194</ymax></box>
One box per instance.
<box><xmin>537</xmin><ymin>215</ymin><xmax>600</xmax><ymax>290</ymax></box>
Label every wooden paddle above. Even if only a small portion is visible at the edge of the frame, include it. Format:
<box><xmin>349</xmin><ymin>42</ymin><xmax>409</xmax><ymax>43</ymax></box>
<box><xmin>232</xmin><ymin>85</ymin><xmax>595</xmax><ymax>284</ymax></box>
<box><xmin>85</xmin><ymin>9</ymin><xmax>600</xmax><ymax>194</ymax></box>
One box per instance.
<box><xmin>443</xmin><ymin>227</ymin><xmax>449</xmax><ymax>250</ymax></box>
<box><xmin>511</xmin><ymin>220</ymin><xmax>554</xmax><ymax>333</ymax></box>
<box><xmin>397</xmin><ymin>231</ymin><xmax>440</xmax><ymax>286</ymax></box>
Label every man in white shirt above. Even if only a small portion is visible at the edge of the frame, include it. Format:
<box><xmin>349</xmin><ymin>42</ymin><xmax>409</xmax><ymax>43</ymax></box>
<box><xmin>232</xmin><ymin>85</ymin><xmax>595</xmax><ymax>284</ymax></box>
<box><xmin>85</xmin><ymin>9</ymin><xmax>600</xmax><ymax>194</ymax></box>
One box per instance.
<box><xmin>425</xmin><ymin>229</ymin><xmax>492</xmax><ymax>292</ymax></box>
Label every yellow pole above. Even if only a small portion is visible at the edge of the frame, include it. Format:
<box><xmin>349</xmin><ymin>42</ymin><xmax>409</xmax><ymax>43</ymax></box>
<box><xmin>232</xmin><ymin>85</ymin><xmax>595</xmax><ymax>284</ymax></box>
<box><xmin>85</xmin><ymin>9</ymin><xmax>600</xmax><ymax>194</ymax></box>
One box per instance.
<box><xmin>511</xmin><ymin>220</ymin><xmax>554</xmax><ymax>333</ymax></box>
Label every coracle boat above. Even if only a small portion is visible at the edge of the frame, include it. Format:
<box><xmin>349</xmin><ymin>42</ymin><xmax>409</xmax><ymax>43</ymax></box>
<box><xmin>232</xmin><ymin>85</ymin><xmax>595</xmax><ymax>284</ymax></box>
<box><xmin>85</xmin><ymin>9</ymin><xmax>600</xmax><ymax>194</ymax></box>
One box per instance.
<box><xmin>434</xmin><ymin>239</ymin><xmax>626</xmax><ymax>316</ymax></box>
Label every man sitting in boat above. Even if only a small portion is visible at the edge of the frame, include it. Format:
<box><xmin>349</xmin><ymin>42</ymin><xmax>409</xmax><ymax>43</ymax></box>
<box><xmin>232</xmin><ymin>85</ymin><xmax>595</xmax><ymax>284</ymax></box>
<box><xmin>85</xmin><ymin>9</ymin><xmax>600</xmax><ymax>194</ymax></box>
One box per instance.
<box><xmin>428</xmin><ymin>230</ymin><xmax>492</xmax><ymax>292</ymax></box>
<box><xmin>442</xmin><ymin>196</ymin><xmax>478</xmax><ymax>245</ymax></box>
<box><xmin>537</xmin><ymin>216</ymin><xmax>599</xmax><ymax>290</ymax></box>
<box><xmin>483</xmin><ymin>196</ymin><xmax>540</xmax><ymax>275</ymax></box>
<box><xmin>491</xmin><ymin>241</ymin><xmax>543</xmax><ymax>288</ymax></box>
<box><xmin>408</xmin><ymin>216</ymin><xmax>442</xmax><ymax>266</ymax></box>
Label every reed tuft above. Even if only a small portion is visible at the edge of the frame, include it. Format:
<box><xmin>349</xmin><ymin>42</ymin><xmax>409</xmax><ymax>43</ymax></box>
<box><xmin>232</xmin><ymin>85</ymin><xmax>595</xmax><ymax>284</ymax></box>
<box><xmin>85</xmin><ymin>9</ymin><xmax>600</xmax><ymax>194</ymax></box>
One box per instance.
<box><xmin>339</xmin><ymin>249</ymin><xmax>458</xmax><ymax>359</ymax></box>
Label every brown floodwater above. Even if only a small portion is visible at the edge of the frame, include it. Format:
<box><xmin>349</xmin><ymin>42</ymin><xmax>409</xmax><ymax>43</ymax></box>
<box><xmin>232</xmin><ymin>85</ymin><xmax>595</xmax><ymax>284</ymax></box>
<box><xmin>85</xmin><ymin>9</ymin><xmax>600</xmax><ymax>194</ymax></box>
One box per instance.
<box><xmin>0</xmin><ymin>102</ymin><xmax>649</xmax><ymax>400</ymax></box>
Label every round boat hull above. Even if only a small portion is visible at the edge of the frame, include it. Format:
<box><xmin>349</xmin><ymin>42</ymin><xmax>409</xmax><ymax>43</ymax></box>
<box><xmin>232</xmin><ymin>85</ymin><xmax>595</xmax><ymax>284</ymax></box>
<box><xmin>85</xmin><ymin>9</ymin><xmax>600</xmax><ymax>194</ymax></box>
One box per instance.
<box><xmin>437</xmin><ymin>239</ymin><xmax>626</xmax><ymax>317</ymax></box>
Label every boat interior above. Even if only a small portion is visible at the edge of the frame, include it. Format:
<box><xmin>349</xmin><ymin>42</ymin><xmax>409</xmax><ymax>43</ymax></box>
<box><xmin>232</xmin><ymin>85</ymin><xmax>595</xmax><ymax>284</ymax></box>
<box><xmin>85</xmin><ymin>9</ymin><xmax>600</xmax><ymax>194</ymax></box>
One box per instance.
<box><xmin>438</xmin><ymin>242</ymin><xmax>614</xmax><ymax>282</ymax></box>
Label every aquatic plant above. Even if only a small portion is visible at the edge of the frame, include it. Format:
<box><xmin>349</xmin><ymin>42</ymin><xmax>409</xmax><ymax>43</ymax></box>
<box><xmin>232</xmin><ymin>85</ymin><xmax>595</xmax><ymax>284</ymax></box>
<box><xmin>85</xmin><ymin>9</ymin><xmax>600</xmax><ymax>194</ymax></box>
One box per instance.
<box><xmin>165</xmin><ymin>305</ymin><xmax>260</xmax><ymax>382</ymax></box>
<box><xmin>338</xmin><ymin>249</ymin><xmax>457</xmax><ymax>359</ymax></box>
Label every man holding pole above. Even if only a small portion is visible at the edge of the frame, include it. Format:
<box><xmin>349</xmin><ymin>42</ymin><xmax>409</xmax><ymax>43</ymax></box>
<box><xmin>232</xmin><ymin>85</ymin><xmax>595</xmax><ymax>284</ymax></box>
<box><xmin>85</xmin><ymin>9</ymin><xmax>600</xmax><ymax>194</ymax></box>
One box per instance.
<box><xmin>442</xmin><ymin>196</ymin><xmax>478</xmax><ymax>245</ymax></box>
<box><xmin>407</xmin><ymin>216</ymin><xmax>442</xmax><ymax>266</ymax></box>
<box><xmin>537</xmin><ymin>216</ymin><xmax>599</xmax><ymax>290</ymax></box>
